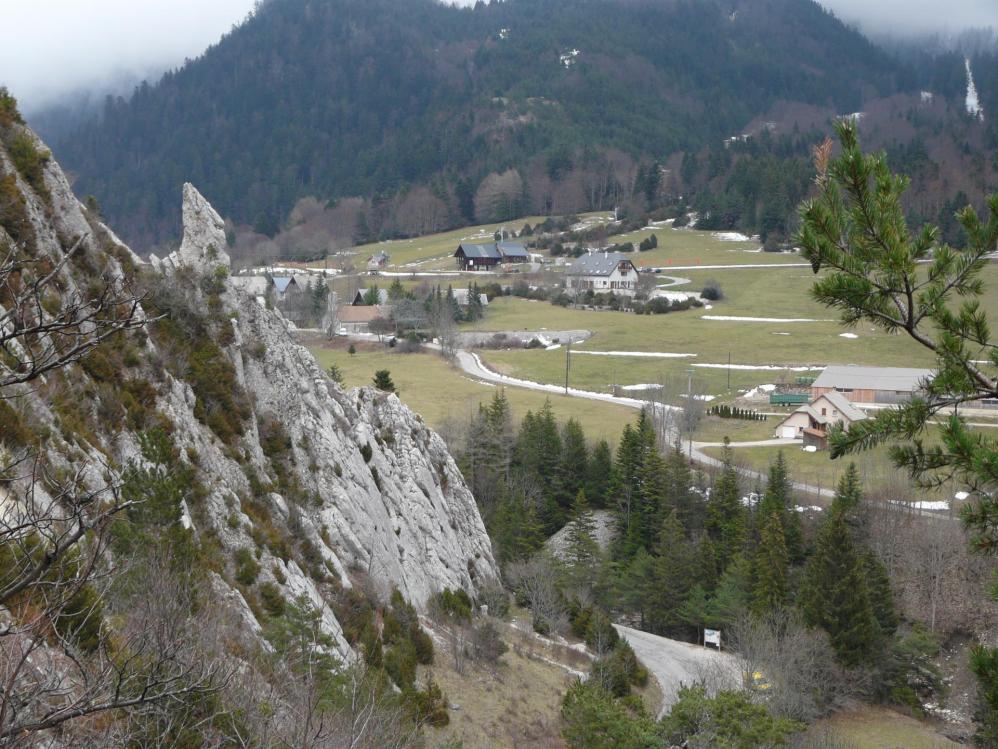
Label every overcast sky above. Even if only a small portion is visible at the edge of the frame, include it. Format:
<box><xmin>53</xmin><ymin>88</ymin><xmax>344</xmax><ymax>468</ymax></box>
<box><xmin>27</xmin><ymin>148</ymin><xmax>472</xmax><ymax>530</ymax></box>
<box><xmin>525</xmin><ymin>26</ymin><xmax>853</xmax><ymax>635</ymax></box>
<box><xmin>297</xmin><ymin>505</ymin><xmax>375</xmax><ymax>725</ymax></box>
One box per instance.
<box><xmin>2</xmin><ymin>0</ymin><xmax>996</xmax><ymax>113</ymax></box>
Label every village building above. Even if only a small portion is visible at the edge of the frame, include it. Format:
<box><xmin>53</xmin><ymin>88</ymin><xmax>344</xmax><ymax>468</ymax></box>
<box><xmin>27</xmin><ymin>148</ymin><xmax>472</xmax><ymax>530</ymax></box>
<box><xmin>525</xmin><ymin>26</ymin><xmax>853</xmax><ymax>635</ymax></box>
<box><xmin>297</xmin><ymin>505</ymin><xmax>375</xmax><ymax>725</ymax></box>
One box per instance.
<box><xmin>452</xmin><ymin>288</ymin><xmax>489</xmax><ymax>308</ymax></box>
<box><xmin>811</xmin><ymin>365</ymin><xmax>933</xmax><ymax>405</ymax></box>
<box><xmin>335</xmin><ymin>305</ymin><xmax>391</xmax><ymax>334</ymax></box>
<box><xmin>367</xmin><ymin>250</ymin><xmax>390</xmax><ymax>271</ymax></box>
<box><xmin>272</xmin><ymin>276</ymin><xmax>302</xmax><ymax>305</ymax></box>
<box><xmin>453</xmin><ymin>241</ymin><xmax>528</xmax><ymax>271</ymax></box>
<box><xmin>565</xmin><ymin>251</ymin><xmax>639</xmax><ymax>297</ymax></box>
<box><xmin>774</xmin><ymin>391</ymin><xmax>867</xmax><ymax>449</ymax></box>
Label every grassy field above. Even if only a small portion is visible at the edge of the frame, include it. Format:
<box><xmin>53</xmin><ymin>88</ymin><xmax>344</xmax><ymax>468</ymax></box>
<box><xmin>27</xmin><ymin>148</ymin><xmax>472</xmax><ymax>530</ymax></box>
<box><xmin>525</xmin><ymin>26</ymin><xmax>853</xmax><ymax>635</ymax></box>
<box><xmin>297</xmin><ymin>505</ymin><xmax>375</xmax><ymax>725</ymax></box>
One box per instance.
<box><xmin>693</xmin><ymin>414</ymin><xmax>779</xmax><ymax>444</ymax></box>
<box><xmin>307</xmin><ymin>340</ymin><xmax>637</xmax><ymax>441</ymax></box>
<box><xmin>806</xmin><ymin>706</ymin><xmax>961</xmax><ymax>748</ymax></box>
<box><xmin>699</xmin><ymin>441</ymin><xmax>961</xmax><ymax>503</ymax></box>
<box><xmin>319</xmin><ymin>212</ymin><xmax>611</xmax><ymax>271</ymax></box>
<box><xmin>605</xmin><ymin>226</ymin><xmax>804</xmax><ymax>268</ymax></box>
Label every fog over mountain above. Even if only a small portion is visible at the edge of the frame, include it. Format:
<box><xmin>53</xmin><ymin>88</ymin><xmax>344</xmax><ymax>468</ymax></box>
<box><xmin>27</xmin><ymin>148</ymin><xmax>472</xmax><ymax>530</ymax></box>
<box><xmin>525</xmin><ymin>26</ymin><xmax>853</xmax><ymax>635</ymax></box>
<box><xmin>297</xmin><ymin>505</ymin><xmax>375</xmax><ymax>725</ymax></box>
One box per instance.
<box><xmin>2</xmin><ymin>0</ymin><xmax>996</xmax><ymax>114</ymax></box>
<box><xmin>818</xmin><ymin>0</ymin><xmax>998</xmax><ymax>37</ymax></box>
<box><xmin>0</xmin><ymin>0</ymin><xmax>256</xmax><ymax>113</ymax></box>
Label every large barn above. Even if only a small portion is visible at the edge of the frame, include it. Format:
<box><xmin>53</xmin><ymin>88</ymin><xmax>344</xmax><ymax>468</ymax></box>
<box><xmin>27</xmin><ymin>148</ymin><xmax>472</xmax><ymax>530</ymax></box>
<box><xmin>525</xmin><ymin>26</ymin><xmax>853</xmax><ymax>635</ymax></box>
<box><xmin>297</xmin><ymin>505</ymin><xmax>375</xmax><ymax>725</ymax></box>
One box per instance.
<box><xmin>811</xmin><ymin>365</ymin><xmax>934</xmax><ymax>405</ymax></box>
<box><xmin>454</xmin><ymin>241</ymin><xmax>528</xmax><ymax>270</ymax></box>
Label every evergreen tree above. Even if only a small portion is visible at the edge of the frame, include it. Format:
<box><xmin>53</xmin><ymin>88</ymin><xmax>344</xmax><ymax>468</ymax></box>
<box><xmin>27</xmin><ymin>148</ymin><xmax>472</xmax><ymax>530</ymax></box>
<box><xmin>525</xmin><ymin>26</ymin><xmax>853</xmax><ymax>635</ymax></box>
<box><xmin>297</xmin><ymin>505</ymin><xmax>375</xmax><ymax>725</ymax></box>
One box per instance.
<box><xmin>372</xmin><ymin>369</ymin><xmax>395</xmax><ymax>392</ymax></box>
<box><xmin>490</xmin><ymin>490</ymin><xmax>544</xmax><ymax>564</ymax></box>
<box><xmin>514</xmin><ymin>400</ymin><xmax>562</xmax><ymax>532</ymax></box>
<box><xmin>558</xmin><ymin>418</ymin><xmax>589</xmax><ymax>511</ymax></box>
<box><xmin>707</xmin><ymin>553</ymin><xmax>752</xmax><ymax>627</ymax></box>
<box><xmin>799</xmin><ymin>502</ymin><xmax>880</xmax><ymax>668</ymax></box>
<box><xmin>758</xmin><ymin>451</ymin><xmax>803</xmax><ymax>562</ymax></box>
<box><xmin>629</xmin><ymin>450</ymin><xmax>667</xmax><ymax>557</ymax></box>
<box><xmin>362</xmin><ymin>284</ymin><xmax>381</xmax><ymax>306</ymax></box>
<box><xmin>863</xmin><ymin>550</ymin><xmax>898</xmax><ymax>637</ymax></box>
<box><xmin>619</xmin><ymin>549</ymin><xmax>656</xmax><ymax>629</ymax></box>
<box><xmin>564</xmin><ymin>490</ymin><xmax>601</xmax><ymax>592</ymax></box>
<box><xmin>705</xmin><ymin>441</ymin><xmax>746</xmax><ymax>572</ymax></box>
<box><xmin>586</xmin><ymin>438</ymin><xmax>613</xmax><ymax>508</ymax></box>
<box><xmin>752</xmin><ymin>510</ymin><xmax>789</xmax><ymax>614</ymax></box>
<box><xmin>649</xmin><ymin>511</ymin><xmax>693</xmax><ymax>636</ymax></box>
<box><xmin>663</xmin><ymin>442</ymin><xmax>699</xmax><ymax>532</ymax></box>
<box><xmin>694</xmin><ymin>534</ymin><xmax>720</xmax><ymax>594</ymax></box>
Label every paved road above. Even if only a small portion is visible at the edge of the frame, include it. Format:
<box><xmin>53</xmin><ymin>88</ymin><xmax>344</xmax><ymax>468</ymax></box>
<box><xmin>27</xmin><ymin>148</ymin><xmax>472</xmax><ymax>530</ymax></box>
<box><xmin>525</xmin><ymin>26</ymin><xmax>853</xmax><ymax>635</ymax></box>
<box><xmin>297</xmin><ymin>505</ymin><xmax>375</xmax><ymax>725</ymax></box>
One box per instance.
<box><xmin>614</xmin><ymin>624</ymin><xmax>738</xmax><ymax>718</ymax></box>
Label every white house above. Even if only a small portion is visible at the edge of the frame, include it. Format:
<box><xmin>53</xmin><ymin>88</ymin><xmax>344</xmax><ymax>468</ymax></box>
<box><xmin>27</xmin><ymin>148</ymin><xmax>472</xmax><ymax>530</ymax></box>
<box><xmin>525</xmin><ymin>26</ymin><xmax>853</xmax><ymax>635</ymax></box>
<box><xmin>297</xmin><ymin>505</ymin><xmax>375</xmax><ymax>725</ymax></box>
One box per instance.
<box><xmin>774</xmin><ymin>391</ymin><xmax>867</xmax><ymax>449</ymax></box>
<box><xmin>565</xmin><ymin>251</ymin><xmax>639</xmax><ymax>297</ymax></box>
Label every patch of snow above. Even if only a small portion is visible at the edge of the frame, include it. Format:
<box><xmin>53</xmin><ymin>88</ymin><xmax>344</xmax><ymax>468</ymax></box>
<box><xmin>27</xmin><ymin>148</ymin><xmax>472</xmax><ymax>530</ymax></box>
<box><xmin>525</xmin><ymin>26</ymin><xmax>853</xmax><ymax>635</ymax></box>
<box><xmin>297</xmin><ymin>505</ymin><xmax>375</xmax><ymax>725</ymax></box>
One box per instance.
<box><xmin>712</xmin><ymin>231</ymin><xmax>753</xmax><ymax>242</ymax></box>
<box><xmin>572</xmin><ymin>350</ymin><xmax>698</xmax><ymax>359</ymax></box>
<box><xmin>921</xmin><ymin>91</ymin><xmax>934</xmax><ymax>103</ymax></box>
<box><xmin>621</xmin><ymin>384</ymin><xmax>661</xmax><ymax>391</ymax></box>
<box><xmin>954</xmin><ymin>491</ymin><xmax>970</xmax><ymax>501</ymax></box>
<box><xmin>741</xmin><ymin>492</ymin><xmax>761</xmax><ymax>508</ymax></box>
<box><xmin>693</xmin><ymin>363</ymin><xmax>822</xmax><ymax>372</ymax></box>
<box><xmin>966</xmin><ymin>58</ymin><xmax>985</xmax><ymax>120</ymax></box>
<box><xmin>742</xmin><ymin>383</ymin><xmax>777</xmax><ymax>399</ymax></box>
<box><xmin>702</xmin><ymin>315</ymin><xmax>834</xmax><ymax>323</ymax></box>
<box><xmin>839</xmin><ymin>333</ymin><xmax>859</xmax><ymax>339</ymax></box>
<box><xmin>795</xmin><ymin>505</ymin><xmax>823</xmax><ymax>513</ymax></box>
<box><xmin>704</xmin><ymin>304</ymin><xmax>713</xmax><ymax>310</ymax></box>
<box><xmin>560</xmin><ymin>48</ymin><xmax>580</xmax><ymax>67</ymax></box>
<box><xmin>892</xmin><ymin>500</ymin><xmax>950</xmax><ymax>512</ymax></box>
<box><xmin>545</xmin><ymin>344</ymin><xmax>562</xmax><ymax>351</ymax></box>
<box><xmin>803</xmin><ymin>445</ymin><xmax>818</xmax><ymax>453</ymax></box>
<box><xmin>773</xmin><ymin>332</ymin><xmax>791</xmax><ymax>336</ymax></box>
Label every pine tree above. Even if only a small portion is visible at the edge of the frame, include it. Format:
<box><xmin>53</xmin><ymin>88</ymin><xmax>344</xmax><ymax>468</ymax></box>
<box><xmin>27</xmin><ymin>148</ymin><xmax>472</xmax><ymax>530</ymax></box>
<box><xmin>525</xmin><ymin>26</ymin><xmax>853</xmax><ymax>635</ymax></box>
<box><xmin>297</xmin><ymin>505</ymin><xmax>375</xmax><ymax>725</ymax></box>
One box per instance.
<box><xmin>694</xmin><ymin>534</ymin><xmax>720</xmax><ymax>594</ymax></box>
<box><xmin>752</xmin><ymin>510</ymin><xmax>789</xmax><ymax>614</ymax></box>
<box><xmin>630</xmin><ymin>450</ymin><xmax>667</xmax><ymax>557</ymax></box>
<box><xmin>707</xmin><ymin>553</ymin><xmax>752</xmax><ymax>627</ymax></box>
<box><xmin>705</xmin><ymin>441</ymin><xmax>746</xmax><ymax>572</ymax></box>
<box><xmin>558</xmin><ymin>418</ymin><xmax>589</xmax><ymax>511</ymax></box>
<box><xmin>619</xmin><ymin>549</ymin><xmax>656</xmax><ymax>628</ymax></box>
<box><xmin>564</xmin><ymin>490</ymin><xmax>601</xmax><ymax>591</ymax></box>
<box><xmin>663</xmin><ymin>442</ymin><xmax>698</xmax><ymax>531</ymax></box>
<box><xmin>799</xmin><ymin>504</ymin><xmax>880</xmax><ymax>668</ymax></box>
<box><xmin>863</xmin><ymin>550</ymin><xmax>897</xmax><ymax>637</ymax></box>
<box><xmin>649</xmin><ymin>511</ymin><xmax>694</xmax><ymax>635</ymax></box>
<box><xmin>490</xmin><ymin>490</ymin><xmax>544</xmax><ymax>564</ymax></box>
<box><xmin>758</xmin><ymin>451</ymin><xmax>803</xmax><ymax>562</ymax></box>
<box><xmin>586</xmin><ymin>439</ymin><xmax>613</xmax><ymax>508</ymax></box>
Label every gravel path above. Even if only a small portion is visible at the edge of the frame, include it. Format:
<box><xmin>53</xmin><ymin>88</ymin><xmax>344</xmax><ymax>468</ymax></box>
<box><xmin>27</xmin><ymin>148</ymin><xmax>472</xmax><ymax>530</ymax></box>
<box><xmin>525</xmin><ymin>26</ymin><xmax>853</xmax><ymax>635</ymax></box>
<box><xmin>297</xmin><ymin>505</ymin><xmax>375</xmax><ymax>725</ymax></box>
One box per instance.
<box><xmin>614</xmin><ymin>624</ymin><xmax>738</xmax><ymax>717</ymax></box>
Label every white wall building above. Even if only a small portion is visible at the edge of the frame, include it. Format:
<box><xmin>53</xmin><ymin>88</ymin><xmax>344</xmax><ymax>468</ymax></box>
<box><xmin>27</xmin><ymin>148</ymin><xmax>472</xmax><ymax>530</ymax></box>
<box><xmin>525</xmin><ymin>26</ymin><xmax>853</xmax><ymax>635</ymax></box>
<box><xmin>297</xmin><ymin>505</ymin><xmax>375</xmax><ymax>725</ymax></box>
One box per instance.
<box><xmin>565</xmin><ymin>251</ymin><xmax>639</xmax><ymax>297</ymax></box>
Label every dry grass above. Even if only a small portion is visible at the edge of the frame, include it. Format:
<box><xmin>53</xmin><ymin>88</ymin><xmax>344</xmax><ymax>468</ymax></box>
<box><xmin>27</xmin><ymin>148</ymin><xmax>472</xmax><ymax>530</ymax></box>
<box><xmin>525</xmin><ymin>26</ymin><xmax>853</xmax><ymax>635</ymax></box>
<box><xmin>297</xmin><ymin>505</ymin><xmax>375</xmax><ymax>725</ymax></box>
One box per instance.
<box><xmin>307</xmin><ymin>339</ymin><xmax>637</xmax><ymax>441</ymax></box>
<box><xmin>807</xmin><ymin>706</ymin><xmax>962</xmax><ymax>749</ymax></box>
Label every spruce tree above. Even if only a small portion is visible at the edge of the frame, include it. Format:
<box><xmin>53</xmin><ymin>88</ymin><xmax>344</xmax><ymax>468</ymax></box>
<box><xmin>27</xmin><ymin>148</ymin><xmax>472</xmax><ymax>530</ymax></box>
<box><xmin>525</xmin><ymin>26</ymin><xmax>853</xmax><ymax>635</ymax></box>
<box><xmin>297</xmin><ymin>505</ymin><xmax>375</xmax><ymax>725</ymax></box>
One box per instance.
<box><xmin>799</xmin><ymin>503</ymin><xmax>880</xmax><ymax>668</ymax></box>
<box><xmin>705</xmin><ymin>441</ymin><xmax>746</xmax><ymax>572</ymax></box>
<box><xmin>650</xmin><ymin>511</ymin><xmax>694</xmax><ymax>635</ymax></box>
<box><xmin>619</xmin><ymin>548</ymin><xmax>656</xmax><ymax>629</ymax></box>
<box><xmin>707</xmin><ymin>553</ymin><xmax>752</xmax><ymax>627</ymax></box>
<box><xmin>586</xmin><ymin>439</ymin><xmax>613</xmax><ymax>508</ymax></box>
<box><xmin>663</xmin><ymin>442</ymin><xmax>698</xmax><ymax>531</ymax></box>
<box><xmin>759</xmin><ymin>451</ymin><xmax>803</xmax><ymax>562</ymax></box>
<box><xmin>863</xmin><ymin>550</ymin><xmax>898</xmax><ymax>637</ymax></box>
<box><xmin>694</xmin><ymin>534</ymin><xmax>720</xmax><ymax>593</ymax></box>
<box><xmin>564</xmin><ymin>490</ymin><xmax>601</xmax><ymax>591</ymax></box>
<box><xmin>631</xmin><ymin>449</ymin><xmax>667</xmax><ymax>556</ymax></box>
<box><xmin>752</xmin><ymin>510</ymin><xmax>789</xmax><ymax>614</ymax></box>
<box><xmin>558</xmin><ymin>418</ymin><xmax>589</xmax><ymax>511</ymax></box>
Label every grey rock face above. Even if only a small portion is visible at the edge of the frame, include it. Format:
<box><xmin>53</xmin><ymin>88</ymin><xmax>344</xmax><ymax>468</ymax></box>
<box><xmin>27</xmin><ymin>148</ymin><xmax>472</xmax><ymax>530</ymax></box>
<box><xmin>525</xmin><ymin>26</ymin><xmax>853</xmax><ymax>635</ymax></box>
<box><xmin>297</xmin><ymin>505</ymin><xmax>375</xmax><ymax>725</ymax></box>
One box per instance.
<box><xmin>150</xmin><ymin>183</ymin><xmax>230</xmax><ymax>273</ymax></box>
<box><xmin>5</xmin><ymin>141</ymin><xmax>499</xmax><ymax>661</ymax></box>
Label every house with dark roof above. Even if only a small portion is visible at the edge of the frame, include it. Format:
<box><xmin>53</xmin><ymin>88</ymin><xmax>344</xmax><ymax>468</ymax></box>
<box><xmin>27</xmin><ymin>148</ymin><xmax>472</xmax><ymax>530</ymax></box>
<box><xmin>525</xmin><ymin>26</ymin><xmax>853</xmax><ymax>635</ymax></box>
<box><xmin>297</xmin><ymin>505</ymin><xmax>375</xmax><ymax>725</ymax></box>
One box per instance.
<box><xmin>775</xmin><ymin>391</ymin><xmax>867</xmax><ymax>449</ymax></box>
<box><xmin>811</xmin><ymin>365</ymin><xmax>934</xmax><ymax>405</ymax></box>
<box><xmin>565</xmin><ymin>251</ymin><xmax>639</xmax><ymax>297</ymax></box>
<box><xmin>454</xmin><ymin>241</ymin><xmax>528</xmax><ymax>270</ymax></box>
<box><xmin>335</xmin><ymin>305</ymin><xmax>391</xmax><ymax>334</ymax></box>
<box><xmin>367</xmin><ymin>250</ymin><xmax>390</xmax><ymax>271</ymax></box>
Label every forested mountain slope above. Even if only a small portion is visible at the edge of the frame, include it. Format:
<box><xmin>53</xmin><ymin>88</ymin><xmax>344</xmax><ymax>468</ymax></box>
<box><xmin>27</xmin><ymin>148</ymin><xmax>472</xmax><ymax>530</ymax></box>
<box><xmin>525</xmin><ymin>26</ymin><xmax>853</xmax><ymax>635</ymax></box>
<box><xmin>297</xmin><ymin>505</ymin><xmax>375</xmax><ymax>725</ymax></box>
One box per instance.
<box><xmin>44</xmin><ymin>0</ymin><xmax>909</xmax><ymax>247</ymax></box>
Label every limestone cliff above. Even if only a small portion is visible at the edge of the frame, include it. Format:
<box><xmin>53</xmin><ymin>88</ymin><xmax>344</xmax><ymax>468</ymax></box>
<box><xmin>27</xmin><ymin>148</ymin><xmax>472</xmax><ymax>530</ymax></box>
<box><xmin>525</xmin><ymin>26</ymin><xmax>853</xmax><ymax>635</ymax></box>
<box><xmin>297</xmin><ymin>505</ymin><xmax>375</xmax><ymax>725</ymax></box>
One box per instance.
<box><xmin>0</xmin><ymin>118</ymin><xmax>497</xmax><ymax>661</ymax></box>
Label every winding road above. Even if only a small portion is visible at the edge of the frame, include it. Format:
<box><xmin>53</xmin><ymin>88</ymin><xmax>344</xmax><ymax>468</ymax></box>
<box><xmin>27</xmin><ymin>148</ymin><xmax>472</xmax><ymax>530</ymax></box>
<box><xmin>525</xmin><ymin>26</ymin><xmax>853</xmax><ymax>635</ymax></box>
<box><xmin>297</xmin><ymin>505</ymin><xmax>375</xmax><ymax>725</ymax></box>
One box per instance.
<box><xmin>614</xmin><ymin>624</ymin><xmax>739</xmax><ymax>718</ymax></box>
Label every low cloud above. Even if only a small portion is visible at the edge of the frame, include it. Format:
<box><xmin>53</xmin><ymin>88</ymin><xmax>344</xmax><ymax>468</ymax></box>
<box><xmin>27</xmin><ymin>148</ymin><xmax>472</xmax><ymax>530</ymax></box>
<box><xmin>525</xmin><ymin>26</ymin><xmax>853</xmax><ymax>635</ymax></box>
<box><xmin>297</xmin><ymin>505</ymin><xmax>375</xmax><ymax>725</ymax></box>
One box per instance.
<box><xmin>818</xmin><ymin>0</ymin><xmax>998</xmax><ymax>37</ymax></box>
<box><xmin>0</xmin><ymin>0</ymin><xmax>256</xmax><ymax>113</ymax></box>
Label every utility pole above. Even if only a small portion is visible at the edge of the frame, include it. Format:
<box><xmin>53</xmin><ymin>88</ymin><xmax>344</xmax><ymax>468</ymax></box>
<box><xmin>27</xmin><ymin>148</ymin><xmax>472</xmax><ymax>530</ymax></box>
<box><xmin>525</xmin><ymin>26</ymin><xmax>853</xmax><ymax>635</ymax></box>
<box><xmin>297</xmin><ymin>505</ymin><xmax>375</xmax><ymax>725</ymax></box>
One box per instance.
<box><xmin>565</xmin><ymin>342</ymin><xmax>572</xmax><ymax>395</ymax></box>
<box><xmin>727</xmin><ymin>351</ymin><xmax>731</xmax><ymax>391</ymax></box>
<box><xmin>686</xmin><ymin>367</ymin><xmax>694</xmax><ymax>459</ymax></box>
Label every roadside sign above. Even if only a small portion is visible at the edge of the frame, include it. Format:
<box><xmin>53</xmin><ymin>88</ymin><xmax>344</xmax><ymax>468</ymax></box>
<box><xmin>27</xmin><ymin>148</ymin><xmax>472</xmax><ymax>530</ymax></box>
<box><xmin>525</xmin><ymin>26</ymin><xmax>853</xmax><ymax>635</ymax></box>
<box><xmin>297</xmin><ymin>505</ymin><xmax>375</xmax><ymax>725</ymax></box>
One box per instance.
<box><xmin>704</xmin><ymin>628</ymin><xmax>721</xmax><ymax>648</ymax></box>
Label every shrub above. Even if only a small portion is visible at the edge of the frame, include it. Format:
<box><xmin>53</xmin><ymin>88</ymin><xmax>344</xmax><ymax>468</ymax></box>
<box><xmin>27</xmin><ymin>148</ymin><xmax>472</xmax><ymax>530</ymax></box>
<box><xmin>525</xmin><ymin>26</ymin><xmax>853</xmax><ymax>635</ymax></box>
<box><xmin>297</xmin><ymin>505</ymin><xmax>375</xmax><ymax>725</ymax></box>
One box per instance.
<box><xmin>701</xmin><ymin>280</ymin><xmax>724</xmax><ymax>301</ymax></box>
<box><xmin>585</xmin><ymin>610</ymin><xmax>619</xmax><ymax>655</ymax></box>
<box><xmin>405</xmin><ymin>677</ymin><xmax>449</xmax><ymax>727</ymax></box>
<box><xmin>373</xmin><ymin>369</ymin><xmax>395</xmax><ymax>392</ymax></box>
<box><xmin>385</xmin><ymin>638</ymin><xmax>418</xmax><ymax>689</ymax></box>
<box><xmin>234</xmin><ymin>547</ymin><xmax>261</xmax><ymax>586</ymax></box>
<box><xmin>431</xmin><ymin>587</ymin><xmax>473</xmax><ymax>622</ymax></box>
<box><xmin>470</xmin><ymin>619</ymin><xmax>507</xmax><ymax>664</ymax></box>
<box><xmin>360</xmin><ymin>442</ymin><xmax>373</xmax><ymax>462</ymax></box>
<box><xmin>259</xmin><ymin>581</ymin><xmax>286</xmax><ymax>617</ymax></box>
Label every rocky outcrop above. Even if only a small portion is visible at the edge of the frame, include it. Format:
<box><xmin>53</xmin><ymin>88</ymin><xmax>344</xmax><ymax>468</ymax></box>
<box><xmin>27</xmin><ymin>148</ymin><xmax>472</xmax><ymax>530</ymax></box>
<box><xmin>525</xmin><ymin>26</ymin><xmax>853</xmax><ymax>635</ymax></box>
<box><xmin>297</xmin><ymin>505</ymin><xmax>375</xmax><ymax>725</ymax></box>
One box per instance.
<box><xmin>1</xmin><ymin>122</ymin><xmax>498</xmax><ymax>661</ymax></box>
<box><xmin>150</xmin><ymin>183</ymin><xmax>230</xmax><ymax>274</ymax></box>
